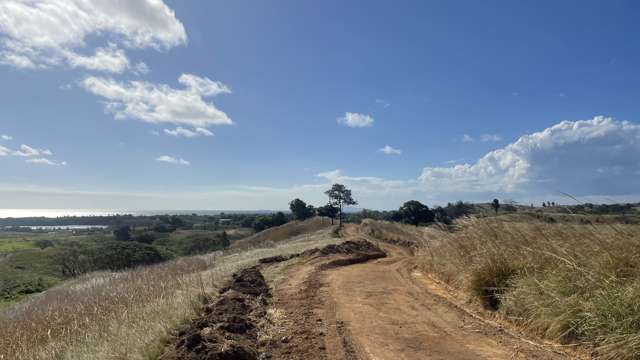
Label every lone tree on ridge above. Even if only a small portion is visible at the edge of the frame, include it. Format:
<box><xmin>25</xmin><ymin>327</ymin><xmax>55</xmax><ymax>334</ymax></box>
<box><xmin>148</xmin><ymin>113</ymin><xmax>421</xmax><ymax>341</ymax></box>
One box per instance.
<box><xmin>324</xmin><ymin>183</ymin><xmax>357</xmax><ymax>227</ymax></box>
<box><xmin>491</xmin><ymin>199</ymin><xmax>500</xmax><ymax>215</ymax></box>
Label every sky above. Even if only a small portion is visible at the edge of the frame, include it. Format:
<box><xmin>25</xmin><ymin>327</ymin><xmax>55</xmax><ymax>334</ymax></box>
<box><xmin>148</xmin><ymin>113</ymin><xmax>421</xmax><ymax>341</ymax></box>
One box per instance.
<box><xmin>0</xmin><ymin>0</ymin><xmax>639</xmax><ymax>210</ymax></box>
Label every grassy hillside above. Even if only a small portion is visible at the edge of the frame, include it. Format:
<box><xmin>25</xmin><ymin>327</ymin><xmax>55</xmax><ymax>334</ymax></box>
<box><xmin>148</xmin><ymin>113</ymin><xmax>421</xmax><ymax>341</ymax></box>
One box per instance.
<box><xmin>0</xmin><ymin>224</ymin><xmax>339</xmax><ymax>360</ymax></box>
<box><xmin>230</xmin><ymin>217</ymin><xmax>333</xmax><ymax>250</ymax></box>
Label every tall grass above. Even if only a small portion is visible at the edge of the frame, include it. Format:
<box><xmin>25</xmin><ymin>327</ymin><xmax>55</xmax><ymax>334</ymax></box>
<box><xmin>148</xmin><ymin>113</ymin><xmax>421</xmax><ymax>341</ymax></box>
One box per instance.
<box><xmin>0</xmin><ymin>226</ymin><xmax>340</xmax><ymax>360</ymax></box>
<box><xmin>408</xmin><ymin>216</ymin><xmax>640</xmax><ymax>359</ymax></box>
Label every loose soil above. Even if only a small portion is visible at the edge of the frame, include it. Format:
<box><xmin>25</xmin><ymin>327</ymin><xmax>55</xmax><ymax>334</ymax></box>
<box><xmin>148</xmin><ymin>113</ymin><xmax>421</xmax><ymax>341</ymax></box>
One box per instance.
<box><xmin>159</xmin><ymin>267</ymin><xmax>270</xmax><ymax>360</ymax></box>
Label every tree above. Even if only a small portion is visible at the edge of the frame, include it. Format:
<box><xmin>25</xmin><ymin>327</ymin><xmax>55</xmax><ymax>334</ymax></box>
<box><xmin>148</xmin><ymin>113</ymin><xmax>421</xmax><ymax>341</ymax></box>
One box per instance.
<box><xmin>317</xmin><ymin>204</ymin><xmax>339</xmax><ymax>224</ymax></box>
<box><xmin>325</xmin><ymin>184</ymin><xmax>357</xmax><ymax>227</ymax></box>
<box><xmin>272</xmin><ymin>211</ymin><xmax>288</xmax><ymax>226</ymax></box>
<box><xmin>133</xmin><ymin>232</ymin><xmax>156</xmax><ymax>244</ymax></box>
<box><xmin>289</xmin><ymin>198</ymin><xmax>315</xmax><ymax>221</ymax></box>
<box><xmin>433</xmin><ymin>206</ymin><xmax>452</xmax><ymax>225</ymax></box>
<box><xmin>34</xmin><ymin>239</ymin><xmax>55</xmax><ymax>249</ymax></box>
<box><xmin>113</xmin><ymin>225</ymin><xmax>132</xmax><ymax>241</ymax></box>
<box><xmin>491</xmin><ymin>199</ymin><xmax>500</xmax><ymax>215</ymax></box>
<box><xmin>398</xmin><ymin>200</ymin><xmax>435</xmax><ymax>226</ymax></box>
<box><xmin>221</xmin><ymin>231</ymin><xmax>230</xmax><ymax>248</ymax></box>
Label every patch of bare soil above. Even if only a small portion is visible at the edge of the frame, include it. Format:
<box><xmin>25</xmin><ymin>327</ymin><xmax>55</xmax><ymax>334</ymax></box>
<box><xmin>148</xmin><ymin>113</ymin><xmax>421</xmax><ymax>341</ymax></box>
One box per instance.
<box><xmin>262</xmin><ymin>239</ymin><xmax>387</xmax><ymax>360</ymax></box>
<box><xmin>159</xmin><ymin>267</ymin><xmax>270</xmax><ymax>360</ymax></box>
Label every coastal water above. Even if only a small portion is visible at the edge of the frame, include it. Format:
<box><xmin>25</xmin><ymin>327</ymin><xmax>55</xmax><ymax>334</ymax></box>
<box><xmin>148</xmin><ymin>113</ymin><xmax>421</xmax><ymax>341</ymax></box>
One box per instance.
<box><xmin>0</xmin><ymin>209</ymin><xmax>271</xmax><ymax>219</ymax></box>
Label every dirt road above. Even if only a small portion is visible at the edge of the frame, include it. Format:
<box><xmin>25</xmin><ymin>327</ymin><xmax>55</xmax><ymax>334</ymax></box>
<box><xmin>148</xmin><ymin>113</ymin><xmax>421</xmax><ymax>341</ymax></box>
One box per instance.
<box><xmin>268</xmin><ymin>225</ymin><xmax>573</xmax><ymax>360</ymax></box>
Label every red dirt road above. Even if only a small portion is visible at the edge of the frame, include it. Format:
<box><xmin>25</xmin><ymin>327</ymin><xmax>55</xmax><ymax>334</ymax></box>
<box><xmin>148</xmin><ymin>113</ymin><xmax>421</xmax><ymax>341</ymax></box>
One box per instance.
<box><xmin>268</xmin><ymin>225</ymin><xmax>574</xmax><ymax>360</ymax></box>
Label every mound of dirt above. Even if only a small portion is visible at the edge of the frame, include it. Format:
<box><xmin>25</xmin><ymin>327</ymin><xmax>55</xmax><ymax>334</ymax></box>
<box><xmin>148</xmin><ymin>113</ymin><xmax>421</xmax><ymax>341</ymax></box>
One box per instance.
<box><xmin>308</xmin><ymin>240</ymin><xmax>387</xmax><ymax>269</ymax></box>
<box><xmin>159</xmin><ymin>267</ymin><xmax>270</xmax><ymax>360</ymax></box>
<box><xmin>259</xmin><ymin>240</ymin><xmax>387</xmax><ymax>269</ymax></box>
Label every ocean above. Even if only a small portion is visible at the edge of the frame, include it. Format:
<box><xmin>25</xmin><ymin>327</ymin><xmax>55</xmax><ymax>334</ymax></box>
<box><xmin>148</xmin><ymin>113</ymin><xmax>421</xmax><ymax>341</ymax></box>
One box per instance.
<box><xmin>0</xmin><ymin>209</ymin><xmax>273</xmax><ymax>219</ymax></box>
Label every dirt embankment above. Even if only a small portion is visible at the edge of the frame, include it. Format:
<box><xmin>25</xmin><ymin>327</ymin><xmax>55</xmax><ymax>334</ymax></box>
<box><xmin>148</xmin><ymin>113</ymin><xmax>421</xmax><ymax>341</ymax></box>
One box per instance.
<box><xmin>159</xmin><ymin>267</ymin><xmax>270</xmax><ymax>360</ymax></box>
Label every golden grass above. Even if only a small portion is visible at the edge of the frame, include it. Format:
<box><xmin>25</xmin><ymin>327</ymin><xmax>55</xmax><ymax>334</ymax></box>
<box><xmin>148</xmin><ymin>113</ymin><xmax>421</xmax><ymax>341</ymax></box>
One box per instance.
<box><xmin>365</xmin><ymin>216</ymin><xmax>640</xmax><ymax>359</ymax></box>
<box><xmin>230</xmin><ymin>217</ymin><xmax>333</xmax><ymax>250</ymax></box>
<box><xmin>0</xmin><ymin>226</ymin><xmax>340</xmax><ymax>360</ymax></box>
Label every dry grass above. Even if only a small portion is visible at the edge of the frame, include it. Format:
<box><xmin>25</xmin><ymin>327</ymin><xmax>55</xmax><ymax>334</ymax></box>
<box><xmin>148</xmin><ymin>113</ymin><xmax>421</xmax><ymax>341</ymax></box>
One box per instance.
<box><xmin>0</xmin><ymin>226</ymin><xmax>340</xmax><ymax>360</ymax></box>
<box><xmin>382</xmin><ymin>216</ymin><xmax>640</xmax><ymax>359</ymax></box>
<box><xmin>230</xmin><ymin>217</ymin><xmax>333</xmax><ymax>250</ymax></box>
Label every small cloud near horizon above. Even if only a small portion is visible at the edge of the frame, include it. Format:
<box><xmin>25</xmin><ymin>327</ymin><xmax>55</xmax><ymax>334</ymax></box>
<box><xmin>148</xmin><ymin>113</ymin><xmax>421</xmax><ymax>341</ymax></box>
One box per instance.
<box><xmin>379</xmin><ymin>145</ymin><xmax>402</xmax><ymax>155</ymax></box>
<box><xmin>156</xmin><ymin>155</ymin><xmax>191</xmax><ymax>166</ymax></box>
<box><xmin>337</xmin><ymin>112</ymin><xmax>374</xmax><ymax>128</ymax></box>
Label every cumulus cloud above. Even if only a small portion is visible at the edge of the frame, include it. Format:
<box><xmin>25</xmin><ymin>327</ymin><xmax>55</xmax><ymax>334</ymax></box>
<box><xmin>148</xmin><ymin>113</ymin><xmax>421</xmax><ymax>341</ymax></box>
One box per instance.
<box><xmin>480</xmin><ymin>133</ymin><xmax>502</xmax><ymax>142</ymax></box>
<box><xmin>462</xmin><ymin>134</ymin><xmax>474</xmax><ymax>142</ymax></box>
<box><xmin>379</xmin><ymin>145</ymin><xmax>402</xmax><ymax>155</ymax></box>
<box><xmin>1</xmin><ymin>134</ymin><xmax>11</xmax><ymax>140</ymax></box>
<box><xmin>164</xmin><ymin>127</ymin><xmax>214</xmax><ymax>138</ymax></box>
<box><xmin>26</xmin><ymin>158</ymin><xmax>67</xmax><ymax>166</ymax></box>
<box><xmin>419</xmin><ymin>116</ymin><xmax>640</xmax><ymax>198</ymax></box>
<box><xmin>0</xmin><ymin>0</ymin><xmax>186</xmax><ymax>73</ymax></box>
<box><xmin>13</xmin><ymin>144</ymin><xmax>52</xmax><ymax>157</ymax></box>
<box><xmin>337</xmin><ymin>112</ymin><xmax>374</xmax><ymax>128</ymax></box>
<box><xmin>156</xmin><ymin>155</ymin><xmax>190</xmax><ymax>166</ymax></box>
<box><xmin>81</xmin><ymin>75</ymin><xmax>233</xmax><ymax>128</ymax></box>
<box><xmin>0</xmin><ymin>145</ymin><xmax>9</xmax><ymax>156</ymax></box>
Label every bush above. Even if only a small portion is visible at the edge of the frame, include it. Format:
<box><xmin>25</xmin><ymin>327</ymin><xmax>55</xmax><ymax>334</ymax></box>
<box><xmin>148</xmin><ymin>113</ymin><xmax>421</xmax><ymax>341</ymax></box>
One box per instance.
<box><xmin>34</xmin><ymin>239</ymin><xmax>55</xmax><ymax>249</ymax></box>
<box><xmin>54</xmin><ymin>240</ymin><xmax>169</xmax><ymax>276</ymax></box>
<box><xmin>113</xmin><ymin>225</ymin><xmax>132</xmax><ymax>241</ymax></box>
<box><xmin>134</xmin><ymin>232</ymin><xmax>157</xmax><ymax>244</ymax></box>
<box><xmin>154</xmin><ymin>232</ymin><xmax>228</xmax><ymax>256</ymax></box>
<box><xmin>92</xmin><ymin>241</ymin><xmax>167</xmax><ymax>271</ymax></box>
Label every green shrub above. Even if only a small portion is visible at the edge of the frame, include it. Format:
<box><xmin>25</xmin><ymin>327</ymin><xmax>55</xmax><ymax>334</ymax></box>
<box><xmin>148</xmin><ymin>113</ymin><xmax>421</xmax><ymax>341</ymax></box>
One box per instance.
<box><xmin>133</xmin><ymin>232</ymin><xmax>157</xmax><ymax>244</ymax></box>
<box><xmin>92</xmin><ymin>241</ymin><xmax>167</xmax><ymax>271</ymax></box>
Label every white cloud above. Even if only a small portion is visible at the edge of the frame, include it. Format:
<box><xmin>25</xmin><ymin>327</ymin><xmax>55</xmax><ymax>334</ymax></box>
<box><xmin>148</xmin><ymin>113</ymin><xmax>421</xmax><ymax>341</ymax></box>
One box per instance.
<box><xmin>0</xmin><ymin>0</ymin><xmax>186</xmax><ymax>73</ymax></box>
<box><xmin>25</xmin><ymin>158</ymin><xmax>66</xmax><ymax>166</ymax></box>
<box><xmin>462</xmin><ymin>134</ymin><xmax>474</xmax><ymax>142</ymax></box>
<box><xmin>178</xmin><ymin>74</ymin><xmax>231</xmax><ymax>97</ymax></box>
<box><xmin>1</xmin><ymin>134</ymin><xmax>11</xmax><ymax>140</ymax></box>
<box><xmin>480</xmin><ymin>133</ymin><xmax>502</xmax><ymax>142</ymax></box>
<box><xmin>13</xmin><ymin>144</ymin><xmax>52</xmax><ymax>157</ymax></box>
<box><xmin>156</xmin><ymin>155</ymin><xmax>190</xmax><ymax>166</ymax></box>
<box><xmin>195</xmin><ymin>128</ymin><xmax>214</xmax><ymax>136</ymax></box>
<box><xmin>379</xmin><ymin>145</ymin><xmax>402</xmax><ymax>155</ymax></box>
<box><xmin>0</xmin><ymin>145</ymin><xmax>9</xmax><ymax>156</ymax></box>
<box><xmin>337</xmin><ymin>112</ymin><xmax>374</xmax><ymax>128</ymax></box>
<box><xmin>63</xmin><ymin>44</ymin><xmax>130</xmax><ymax>73</ymax></box>
<box><xmin>164</xmin><ymin>126</ymin><xmax>214</xmax><ymax>138</ymax></box>
<box><xmin>375</xmin><ymin>99</ymin><xmax>390</xmax><ymax>108</ymax></box>
<box><xmin>81</xmin><ymin>75</ymin><xmax>233</xmax><ymax>128</ymax></box>
<box><xmin>419</xmin><ymin>116</ymin><xmax>640</xmax><ymax>198</ymax></box>
<box><xmin>134</xmin><ymin>62</ymin><xmax>150</xmax><ymax>75</ymax></box>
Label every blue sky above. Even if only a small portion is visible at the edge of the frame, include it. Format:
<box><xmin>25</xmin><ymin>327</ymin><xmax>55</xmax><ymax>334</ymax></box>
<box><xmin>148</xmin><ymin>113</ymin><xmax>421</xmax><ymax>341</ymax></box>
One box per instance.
<box><xmin>1</xmin><ymin>0</ymin><xmax>639</xmax><ymax>210</ymax></box>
